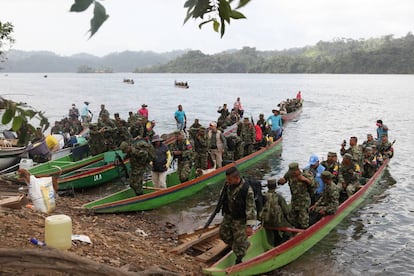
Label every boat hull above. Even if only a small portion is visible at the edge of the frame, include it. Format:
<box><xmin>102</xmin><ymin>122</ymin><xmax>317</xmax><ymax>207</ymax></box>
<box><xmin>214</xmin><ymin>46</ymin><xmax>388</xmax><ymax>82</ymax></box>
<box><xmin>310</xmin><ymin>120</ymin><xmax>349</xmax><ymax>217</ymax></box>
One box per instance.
<box><xmin>83</xmin><ymin>138</ymin><xmax>283</xmax><ymax>213</ymax></box>
<box><xmin>203</xmin><ymin>159</ymin><xmax>389</xmax><ymax>275</ymax></box>
<box><xmin>0</xmin><ymin>146</ymin><xmax>27</xmax><ymax>171</ymax></box>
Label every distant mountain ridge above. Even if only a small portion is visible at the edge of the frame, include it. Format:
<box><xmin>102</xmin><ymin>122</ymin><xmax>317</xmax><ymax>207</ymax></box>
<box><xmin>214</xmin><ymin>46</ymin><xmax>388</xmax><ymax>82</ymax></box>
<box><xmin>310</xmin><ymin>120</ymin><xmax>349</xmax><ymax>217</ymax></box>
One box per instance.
<box><xmin>0</xmin><ymin>49</ymin><xmax>188</xmax><ymax>72</ymax></box>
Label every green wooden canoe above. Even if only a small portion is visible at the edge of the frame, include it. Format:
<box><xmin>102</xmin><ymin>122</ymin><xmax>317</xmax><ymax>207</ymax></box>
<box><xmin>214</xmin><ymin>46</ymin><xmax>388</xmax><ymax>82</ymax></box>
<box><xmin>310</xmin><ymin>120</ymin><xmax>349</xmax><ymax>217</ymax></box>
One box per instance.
<box><xmin>57</xmin><ymin>150</ymin><xmax>128</xmax><ymax>190</ymax></box>
<box><xmin>202</xmin><ymin>158</ymin><xmax>390</xmax><ymax>275</ymax></box>
<box><xmin>27</xmin><ymin>151</ymin><xmax>103</xmax><ymax>177</ymax></box>
<box><xmin>82</xmin><ymin>137</ymin><xmax>283</xmax><ymax>213</ymax></box>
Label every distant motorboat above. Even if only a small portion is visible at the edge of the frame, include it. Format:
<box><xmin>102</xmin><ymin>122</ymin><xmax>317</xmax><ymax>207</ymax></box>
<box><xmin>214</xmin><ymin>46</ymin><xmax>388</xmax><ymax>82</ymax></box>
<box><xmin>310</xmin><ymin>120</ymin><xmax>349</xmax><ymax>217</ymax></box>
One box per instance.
<box><xmin>123</xmin><ymin>78</ymin><xmax>134</xmax><ymax>84</ymax></box>
<box><xmin>174</xmin><ymin>81</ymin><xmax>189</xmax><ymax>89</ymax></box>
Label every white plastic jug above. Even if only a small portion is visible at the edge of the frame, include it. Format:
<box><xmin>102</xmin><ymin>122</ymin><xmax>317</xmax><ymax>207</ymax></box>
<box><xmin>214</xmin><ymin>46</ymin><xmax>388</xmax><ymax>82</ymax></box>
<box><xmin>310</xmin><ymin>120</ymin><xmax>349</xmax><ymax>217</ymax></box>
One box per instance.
<box><xmin>45</xmin><ymin>215</ymin><xmax>72</xmax><ymax>250</ymax></box>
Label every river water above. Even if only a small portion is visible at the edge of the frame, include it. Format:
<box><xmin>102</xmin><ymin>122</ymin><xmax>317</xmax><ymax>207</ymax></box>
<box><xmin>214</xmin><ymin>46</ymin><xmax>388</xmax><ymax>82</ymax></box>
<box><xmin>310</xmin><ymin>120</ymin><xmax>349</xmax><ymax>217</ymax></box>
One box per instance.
<box><xmin>1</xmin><ymin>73</ymin><xmax>413</xmax><ymax>275</ymax></box>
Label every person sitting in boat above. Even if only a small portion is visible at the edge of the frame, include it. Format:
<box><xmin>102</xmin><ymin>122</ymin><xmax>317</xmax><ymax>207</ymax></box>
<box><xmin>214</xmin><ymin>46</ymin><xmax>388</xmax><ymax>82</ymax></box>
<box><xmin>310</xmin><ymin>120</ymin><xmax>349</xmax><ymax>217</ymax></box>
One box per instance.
<box><xmin>217</xmin><ymin>104</ymin><xmax>230</xmax><ymax>128</ymax></box>
<box><xmin>378</xmin><ymin>134</ymin><xmax>394</xmax><ymax>159</ymax></box>
<box><xmin>340</xmin><ymin>136</ymin><xmax>364</xmax><ymax>172</ymax></box>
<box><xmin>220</xmin><ymin>166</ymin><xmax>257</xmax><ymax>265</ymax></box>
<box><xmin>277</xmin><ymin>162</ymin><xmax>313</xmax><ymax>229</ymax></box>
<box><xmin>362</xmin><ymin>133</ymin><xmax>377</xmax><ymax>150</ymax></box>
<box><xmin>170</xmin><ymin>131</ymin><xmax>193</xmax><ymax>183</ymax></box>
<box><xmin>320</xmin><ymin>152</ymin><xmax>340</xmax><ymax>183</ymax></box>
<box><xmin>260</xmin><ymin>179</ymin><xmax>292</xmax><ymax>245</ymax></box>
<box><xmin>362</xmin><ymin>147</ymin><xmax>378</xmax><ymax>179</ymax></box>
<box><xmin>120</xmin><ymin>140</ymin><xmax>154</xmax><ymax>196</ymax></box>
<box><xmin>267</xmin><ymin>109</ymin><xmax>283</xmax><ymax>140</ymax></box>
<box><xmin>338</xmin><ymin>153</ymin><xmax>361</xmax><ymax>201</ymax></box>
<box><xmin>309</xmin><ymin>171</ymin><xmax>339</xmax><ymax>225</ymax></box>
<box><xmin>303</xmin><ymin>154</ymin><xmax>326</xmax><ymax>204</ymax></box>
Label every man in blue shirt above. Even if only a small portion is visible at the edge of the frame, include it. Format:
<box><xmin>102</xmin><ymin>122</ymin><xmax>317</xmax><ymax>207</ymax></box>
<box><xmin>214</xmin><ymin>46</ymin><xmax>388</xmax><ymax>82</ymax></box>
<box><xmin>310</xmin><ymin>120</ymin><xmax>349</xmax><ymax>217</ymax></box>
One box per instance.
<box><xmin>303</xmin><ymin>154</ymin><xmax>326</xmax><ymax>203</ymax></box>
<box><xmin>376</xmin><ymin>119</ymin><xmax>388</xmax><ymax>143</ymax></box>
<box><xmin>174</xmin><ymin>104</ymin><xmax>187</xmax><ymax>131</ymax></box>
<box><xmin>266</xmin><ymin>109</ymin><xmax>283</xmax><ymax>139</ymax></box>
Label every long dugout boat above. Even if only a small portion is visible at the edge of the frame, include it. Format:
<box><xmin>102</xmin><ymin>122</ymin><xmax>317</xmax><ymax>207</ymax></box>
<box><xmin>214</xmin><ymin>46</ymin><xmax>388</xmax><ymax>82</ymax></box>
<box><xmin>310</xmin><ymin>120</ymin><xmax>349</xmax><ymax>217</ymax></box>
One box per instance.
<box><xmin>82</xmin><ymin>137</ymin><xmax>283</xmax><ymax>213</ymax></box>
<box><xmin>202</xmin><ymin>158</ymin><xmax>390</xmax><ymax>275</ymax></box>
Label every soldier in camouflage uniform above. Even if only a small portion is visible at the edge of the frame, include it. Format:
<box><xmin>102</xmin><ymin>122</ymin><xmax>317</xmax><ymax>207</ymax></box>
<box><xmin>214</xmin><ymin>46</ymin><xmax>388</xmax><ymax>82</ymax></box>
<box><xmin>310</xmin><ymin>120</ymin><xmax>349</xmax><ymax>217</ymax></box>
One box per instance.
<box><xmin>340</xmin><ymin>136</ymin><xmax>364</xmax><ymax>170</ymax></box>
<box><xmin>114</xmin><ymin>113</ymin><xmax>131</xmax><ymax>145</ymax></box>
<box><xmin>171</xmin><ymin>131</ymin><xmax>193</xmax><ymax>182</ymax></box>
<box><xmin>97</xmin><ymin>113</ymin><xmax>117</xmax><ymax>150</ymax></box>
<box><xmin>188</xmin><ymin>118</ymin><xmax>202</xmax><ymax>141</ymax></box>
<box><xmin>88</xmin><ymin>123</ymin><xmax>108</xmax><ymax>155</ymax></box>
<box><xmin>378</xmin><ymin>135</ymin><xmax>394</xmax><ymax>159</ymax></box>
<box><xmin>193</xmin><ymin>127</ymin><xmax>208</xmax><ymax>170</ymax></box>
<box><xmin>220</xmin><ymin>167</ymin><xmax>257</xmax><ymax>264</ymax></box>
<box><xmin>120</xmin><ymin>141</ymin><xmax>154</xmax><ymax>196</ymax></box>
<box><xmin>260</xmin><ymin>179</ymin><xmax>292</xmax><ymax>245</ymax></box>
<box><xmin>98</xmin><ymin>104</ymin><xmax>110</xmax><ymax>124</ymax></box>
<box><xmin>338</xmin><ymin>153</ymin><xmax>361</xmax><ymax>199</ymax></box>
<box><xmin>239</xmin><ymin>117</ymin><xmax>256</xmax><ymax>156</ymax></box>
<box><xmin>362</xmin><ymin>147</ymin><xmax>378</xmax><ymax>178</ymax></box>
<box><xmin>225</xmin><ymin>135</ymin><xmax>244</xmax><ymax>161</ymax></box>
<box><xmin>309</xmin><ymin>171</ymin><xmax>339</xmax><ymax>225</ymax></box>
<box><xmin>320</xmin><ymin>152</ymin><xmax>340</xmax><ymax>183</ymax></box>
<box><xmin>362</xmin><ymin>133</ymin><xmax>377</xmax><ymax>150</ymax></box>
<box><xmin>277</xmin><ymin>162</ymin><xmax>313</xmax><ymax>229</ymax></box>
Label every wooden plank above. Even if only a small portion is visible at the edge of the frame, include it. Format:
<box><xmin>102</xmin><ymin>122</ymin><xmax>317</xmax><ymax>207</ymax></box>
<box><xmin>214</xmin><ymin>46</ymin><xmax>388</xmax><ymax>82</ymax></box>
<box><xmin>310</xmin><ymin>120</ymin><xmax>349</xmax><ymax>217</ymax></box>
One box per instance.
<box><xmin>195</xmin><ymin>240</ymin><xmax>228</xmax><ymax>263</ymax></box>
<box><xmin>170</xmin><ymin>227</ymin><xmax>220</xmax><ymax>254</ymax></box>
<box><xmin>0</xmin><ymin>195</ymin><xmax>26</xmax><ymax>209</ymax></box>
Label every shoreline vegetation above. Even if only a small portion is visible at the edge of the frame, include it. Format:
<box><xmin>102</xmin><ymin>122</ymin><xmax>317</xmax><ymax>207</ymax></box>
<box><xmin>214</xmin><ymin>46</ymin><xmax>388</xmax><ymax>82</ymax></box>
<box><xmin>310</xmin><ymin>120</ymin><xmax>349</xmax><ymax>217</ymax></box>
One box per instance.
<box><xmin>1</xmin><ymin>33</ymin><xmax>413</xmax><ymax>74</ymax></box>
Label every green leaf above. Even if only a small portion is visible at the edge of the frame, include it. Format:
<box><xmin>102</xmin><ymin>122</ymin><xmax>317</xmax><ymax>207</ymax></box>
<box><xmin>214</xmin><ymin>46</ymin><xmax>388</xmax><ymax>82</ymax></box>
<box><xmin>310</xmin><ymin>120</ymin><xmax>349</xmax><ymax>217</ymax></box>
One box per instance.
<box><xmin>230</xmin><ymin>10</ymin><xmax>246</xmax><ymax>19</ymax></box>
<box><xmin>70</xmin><ymin>0</ymin><xmax>94</xmax><ymax>12</ymax></box>
<box><xmin>220</xmin><ymin>18</ymin><xmax>226</xmax><ymax>38</ymax></box>
<box><xmin>236</xmin><ymin>0</ymin><xmax>251</xmax><ymax>9</ymax></box>
<box><xmin>213</xmin><ymin>20</ymin><xmax>220</xmax><ymax>32</ymax></box>
<box><xmin>199</xmin><ymin>19</ymin><xmax>214</xmax><ymax>29</ymax></box>
<box><xmin>184</xmin><ymin>0</ymin><xmax>196</xmax><ymax>8</ymax></box>
<box><xmin>11</xmin><ymin>116</ymin><xmax>23</xmax><ymax>131</ymax></box>
<box><xmin>219</xmin><ymin>0</ymin><xmax>232</xmax><ymax>24</ymax></box>
<box><xmin>2</xmin><ymin>109</ymin><xmax>14</xmax><ymax>124</ymax></box>
<box><xmin>89</xmin><ymin>1</ymin><xmax>109</xmax><ymax>37</ymax></box>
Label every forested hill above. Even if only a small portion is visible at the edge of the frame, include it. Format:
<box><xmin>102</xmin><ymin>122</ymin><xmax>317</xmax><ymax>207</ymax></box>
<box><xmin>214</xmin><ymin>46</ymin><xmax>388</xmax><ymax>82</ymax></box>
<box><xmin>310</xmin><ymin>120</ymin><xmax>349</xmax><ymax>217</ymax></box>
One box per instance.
<box><xmin>137</xmin><ymin>33</ymin><xmax>414</xmax><ymax>74</ymax></box>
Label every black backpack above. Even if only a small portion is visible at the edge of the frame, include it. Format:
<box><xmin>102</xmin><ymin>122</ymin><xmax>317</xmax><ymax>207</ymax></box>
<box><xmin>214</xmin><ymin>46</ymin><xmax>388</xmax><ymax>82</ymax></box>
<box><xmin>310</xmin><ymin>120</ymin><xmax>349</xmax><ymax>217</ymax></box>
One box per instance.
<box><xmin>244</xmin><ymin>178</ymin><xmax>266</xmax><ymax>214</ymax></box>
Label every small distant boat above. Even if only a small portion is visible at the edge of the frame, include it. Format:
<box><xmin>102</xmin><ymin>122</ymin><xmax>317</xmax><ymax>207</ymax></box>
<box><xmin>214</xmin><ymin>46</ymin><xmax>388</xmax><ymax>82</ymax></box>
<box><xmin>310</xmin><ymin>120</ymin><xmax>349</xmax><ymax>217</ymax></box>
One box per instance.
<box><xmin>174</xmin><ymin>81</ymin><xmax>189</xmax><ymax>89</ymax></box>
<box><xmin>280</xmin><ymin>98</ymin><xmax>304</xmax><ymax>122</ymax></box>
<box><xmin>123</xmin><ymin>78</ymin><xmax>134</xmax><ymax>84</ymax></box>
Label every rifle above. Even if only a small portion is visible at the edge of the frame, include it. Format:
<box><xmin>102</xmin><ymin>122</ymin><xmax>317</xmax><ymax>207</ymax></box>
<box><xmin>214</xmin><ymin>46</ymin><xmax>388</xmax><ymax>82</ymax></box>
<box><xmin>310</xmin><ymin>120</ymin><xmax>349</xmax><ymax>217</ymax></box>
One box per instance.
<box><xmin>204</xmin><ymin>184</ymin><xmax>227</xmax><ymax>229</ymax></box>
<box><xmin>385</xmin><ymin>139</ymin><xmax>396</xmax><ymax>151</ymax></box>
<box><xmin>115</xmin><ymin>152</ymin><xmax>129</xmax><ymax>179</ymax></box>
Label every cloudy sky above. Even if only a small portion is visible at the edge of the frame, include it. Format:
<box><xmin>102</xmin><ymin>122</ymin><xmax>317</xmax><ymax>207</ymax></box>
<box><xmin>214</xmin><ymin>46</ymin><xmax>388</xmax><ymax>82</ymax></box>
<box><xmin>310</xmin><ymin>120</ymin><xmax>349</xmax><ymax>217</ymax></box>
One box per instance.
<box><xmin>1</xmin><ymin>0</ymin><xmax>413</xmax><ymax>56</ymax></box>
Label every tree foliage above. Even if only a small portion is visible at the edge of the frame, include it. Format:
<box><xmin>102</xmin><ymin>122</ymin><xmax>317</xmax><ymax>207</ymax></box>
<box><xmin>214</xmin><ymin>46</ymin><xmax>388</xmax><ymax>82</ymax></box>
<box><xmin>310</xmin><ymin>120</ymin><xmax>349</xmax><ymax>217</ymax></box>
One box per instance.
<box><xmin>0</xmin><ymin>98</ymin><xmax>50</xmax><ymax>146</ymax></box>
<box><xmin>137</xmin><ymin>33</ymin><xmax>414</xmax><ymax>74</ymax></box>
<box><xmin>0</xmin><ymin>21</ymin><xmax>15</xmax><ymax>62</ymax></box>
<box><xmin>70</xmin><ymin>0</ymin><xmax>250</xmax><ymax>37</ymax></box>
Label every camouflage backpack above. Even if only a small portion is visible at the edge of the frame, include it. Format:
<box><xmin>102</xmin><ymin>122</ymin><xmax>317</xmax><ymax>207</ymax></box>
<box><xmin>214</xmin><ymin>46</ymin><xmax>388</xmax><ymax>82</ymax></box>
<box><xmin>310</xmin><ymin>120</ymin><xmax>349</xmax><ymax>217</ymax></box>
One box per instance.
<box><xmin>261</xmin><ymin>192</ymin><xmax>283</xmax><ymax>228</ymax></box>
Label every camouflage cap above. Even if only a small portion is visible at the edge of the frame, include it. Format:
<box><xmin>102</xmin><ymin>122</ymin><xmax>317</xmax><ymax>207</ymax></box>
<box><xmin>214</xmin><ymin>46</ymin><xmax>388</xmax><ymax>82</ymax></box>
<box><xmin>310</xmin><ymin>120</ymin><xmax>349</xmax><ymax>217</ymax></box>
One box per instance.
<box><xmin>288</xmin><ymin>162</ymin><xmax>299</xmax><ymax>172</ymax></box>
<box><xmin>327</xmin><ymin>152</ymin><xmax>337</xmax><ymax>157</ymax></box>
<box><xmin>267</xmin><ymin>179</ymin><xmax>277</xmax><ymax>189</ymax></box>
<box><xmin>119</xmin><ymin>141</ymin><xmax>129</xmax><ymax>151</ymax></box>
<box><xmin>321</xmin><ymin>171</ymin><xmax>333</xmax><ymax>179</ymax></box>
<box><xmin>343</xmin><ymin>153</ymin><xmax>353</xmax><ymax>159</ymax></box>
